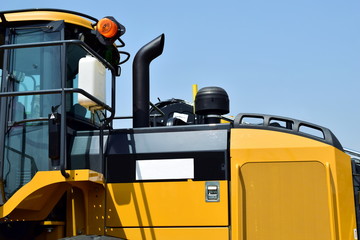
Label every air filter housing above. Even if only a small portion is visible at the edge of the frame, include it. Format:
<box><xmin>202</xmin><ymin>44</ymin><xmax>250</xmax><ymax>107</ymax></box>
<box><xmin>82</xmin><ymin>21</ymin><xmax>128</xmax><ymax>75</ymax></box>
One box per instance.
<box><xmin>195</xmin><ymin>86</ymin><xmax>229</xmax><ymax>123</ymax></box>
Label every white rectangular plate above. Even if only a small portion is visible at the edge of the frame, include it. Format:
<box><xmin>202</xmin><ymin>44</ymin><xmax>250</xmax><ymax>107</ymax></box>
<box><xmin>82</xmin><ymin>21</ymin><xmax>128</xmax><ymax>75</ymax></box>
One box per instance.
<box><xmin>136</xmin><ymin>158</ymin><xmax>194</xmax><ymax>180</ymax></box>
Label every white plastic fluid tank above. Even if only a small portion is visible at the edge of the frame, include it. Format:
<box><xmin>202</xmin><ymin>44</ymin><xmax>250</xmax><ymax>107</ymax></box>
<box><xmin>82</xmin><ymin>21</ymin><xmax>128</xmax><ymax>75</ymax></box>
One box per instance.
<box><xmin>78</xmin><ymin>55</ymin><xmax>106</xmax><ymax>110</ymax></box>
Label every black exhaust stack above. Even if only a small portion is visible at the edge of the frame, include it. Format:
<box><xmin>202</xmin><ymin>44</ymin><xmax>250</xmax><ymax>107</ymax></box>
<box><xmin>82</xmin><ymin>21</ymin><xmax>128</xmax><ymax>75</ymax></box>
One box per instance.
<box><xmin>133</xmin><ymin>34</ymin><xmax>165</xmax><ymax>128</ymax></box>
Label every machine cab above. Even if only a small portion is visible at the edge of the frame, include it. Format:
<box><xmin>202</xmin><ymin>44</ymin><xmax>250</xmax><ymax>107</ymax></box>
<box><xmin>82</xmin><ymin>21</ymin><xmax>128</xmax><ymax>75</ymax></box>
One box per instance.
<box><xmin>0</xmin><ymin>9</ymin><xmax>123</xmax><ymax>202</ymax></box>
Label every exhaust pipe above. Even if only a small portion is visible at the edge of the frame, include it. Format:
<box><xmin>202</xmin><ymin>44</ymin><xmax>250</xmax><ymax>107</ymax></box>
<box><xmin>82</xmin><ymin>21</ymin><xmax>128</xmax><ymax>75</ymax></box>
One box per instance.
<box><xmin>133</xmin><ymin>34</ymin><xmax>165</xmax><ymax>128</ymax></box>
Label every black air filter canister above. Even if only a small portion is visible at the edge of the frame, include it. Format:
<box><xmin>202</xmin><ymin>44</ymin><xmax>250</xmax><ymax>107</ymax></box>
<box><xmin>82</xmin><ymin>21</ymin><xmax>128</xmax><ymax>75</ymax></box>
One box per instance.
<box><xmin>195</xmin><ymin>86</ymin><xmax>229</xmax><ymax>123</ymax></box>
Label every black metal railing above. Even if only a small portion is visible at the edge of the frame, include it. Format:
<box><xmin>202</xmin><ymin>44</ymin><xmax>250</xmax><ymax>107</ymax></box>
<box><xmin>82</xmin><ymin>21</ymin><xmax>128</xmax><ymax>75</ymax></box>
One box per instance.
<box><xmin>0</xmin><ymin>39</ymin><xmax>116</xmax><ymax>200</ymax></box>
<box><xmin>233</xmin><ymin>113</ymin><xmax>343</xmax><ymax>150</ymax></box>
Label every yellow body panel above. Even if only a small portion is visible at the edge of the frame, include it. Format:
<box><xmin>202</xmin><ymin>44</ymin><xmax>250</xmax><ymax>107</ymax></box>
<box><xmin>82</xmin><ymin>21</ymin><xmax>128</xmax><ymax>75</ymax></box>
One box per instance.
<box><xmin>0</xmin><ymin>169</ymin><xmax>103</xmax><ymax>220</ymax></box>
<box><xmin>106</xmin><ymin>226</ymin><xmax>229</xmax><ymax>240</ymax></box>
<box><xmin>106</xmin><ymin>180</ymin><xmax>228</xmax><ymax>227</ymax></box>
<box><xmin>0</xmin><ymin>11</ymin><xmax>94</xmax><ymax>29</ymax></box>
<box><xmin>65</xmin><ymin>182</ymin><xmax>105</xmax><ymax>236</ymax></box>
<box><xmin>1</xmin><ymin>128</ymin><xmax>356</xmax><ymax>240</ymax></box>
<box><xmin>230</xmin><ymin>128</ymin><xmax>357</xmax><ymax>240</ymax></box>
<box><xmin>0</xmin><ymin>169</ymin><xmax>105</xmax><ymax>238</ymax></box>
<box><xmin>240</xmin><ymin>161</ymin><xmax>331</xmax><ymax>239</ymax></box>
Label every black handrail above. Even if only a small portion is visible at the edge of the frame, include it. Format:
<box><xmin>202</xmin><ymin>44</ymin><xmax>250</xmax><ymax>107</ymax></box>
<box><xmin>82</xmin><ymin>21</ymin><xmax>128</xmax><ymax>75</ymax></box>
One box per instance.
<box><xmin>0</xmin><ymin>88</ymin><xmax>115</xmax><ymax>178</ymax></box>
<box><xmin>0</xmin><ymin>39</ymin><xmax>117</xmax><ymax>180</ymax></box>
<box><xmin>0</xmin><ymin>88</ymin><xmax>113</xmax><ymax>113</ymax></box>
<box><xmin>233</xmin><ymin>113</ymin><xmax>343</xmax><ymax>151</ymax></box>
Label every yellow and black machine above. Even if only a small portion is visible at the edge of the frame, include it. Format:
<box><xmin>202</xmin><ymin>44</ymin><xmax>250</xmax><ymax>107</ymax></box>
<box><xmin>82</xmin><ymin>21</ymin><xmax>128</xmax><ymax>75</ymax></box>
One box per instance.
<box><xmin>0</xmin><ymin>8</ymin><xmax>358</xmax><ymax>240</ymax></box>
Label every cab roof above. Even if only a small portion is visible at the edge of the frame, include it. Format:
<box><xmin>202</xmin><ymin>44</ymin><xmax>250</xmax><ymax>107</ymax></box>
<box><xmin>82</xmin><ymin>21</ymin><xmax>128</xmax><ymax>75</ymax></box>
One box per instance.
<box><xmin>0</xmin><ymin>9</ymin><xmax>97</xmax><ymax>29</ymax></box>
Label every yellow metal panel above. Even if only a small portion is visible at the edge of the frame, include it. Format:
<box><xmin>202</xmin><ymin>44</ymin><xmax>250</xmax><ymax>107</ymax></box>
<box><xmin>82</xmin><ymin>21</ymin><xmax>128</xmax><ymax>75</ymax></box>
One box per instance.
<box><xmin>241</xmin><ymin>161</ymin><xmax>331</xmax><ymax>240</ymax></box>
<box><xmin>0</xmin><ymin>11</ymin><xmax>94</xmax><ymax>29</ymax></box>
<box><xmin>333</xmin><ymin>149</ymin><xmax>358</xmax><ymax>240</ymax></box>
<box><xmin>0</xmin><ymin>170</ymin><xmax>103</xmax><ymax>220</ymax></box>
<box><xmin>66</xmin><ymin>183</ymin><xmax>105</xmax><ymax>236</ymax></box>
<box><xmin>230</xmin><ymin>128</ymin><xmax>357</xmax><ymax>240</ymax></box>
<box><xmin>85</xmin><ymin>183</ymin><xmax>106</xmax><ymax>236</ymax></box>
<box><xmin>106</xmin><ymin>226</ymin><xmax>229</xmax><ymax>240</ymax></box>
<box><xmin>106</xmin><ymin>180</ymin><xmax>228</xmax><ymax>227</ymax></box>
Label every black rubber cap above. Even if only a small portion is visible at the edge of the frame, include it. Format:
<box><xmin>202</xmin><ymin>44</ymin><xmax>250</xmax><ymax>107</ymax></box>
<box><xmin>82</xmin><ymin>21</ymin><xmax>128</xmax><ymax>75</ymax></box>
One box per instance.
<box><xmin>195</xmin><ymin>86</ymin><xmax>229</xmax><ymax>115</ymax></box>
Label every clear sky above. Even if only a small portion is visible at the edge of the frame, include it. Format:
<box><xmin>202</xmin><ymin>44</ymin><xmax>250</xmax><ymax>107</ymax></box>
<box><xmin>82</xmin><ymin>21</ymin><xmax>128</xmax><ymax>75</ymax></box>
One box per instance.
<box><xmin>3</xmin><ymin>1</ymin><xmax>360</xmax><ymax>151</ymax></box>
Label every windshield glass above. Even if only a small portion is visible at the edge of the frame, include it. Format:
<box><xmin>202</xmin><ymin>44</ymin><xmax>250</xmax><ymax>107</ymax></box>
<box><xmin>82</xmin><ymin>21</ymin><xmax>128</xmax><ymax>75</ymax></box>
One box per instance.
<box><xmin>3</xmin><ymin>26</ymin><xmax>62</xmax><ymax>199</ymax></box>
<box><xmin>11</xmin><ymin>28</ymin><xmax>62</xmax><ymax>119</ymax></box>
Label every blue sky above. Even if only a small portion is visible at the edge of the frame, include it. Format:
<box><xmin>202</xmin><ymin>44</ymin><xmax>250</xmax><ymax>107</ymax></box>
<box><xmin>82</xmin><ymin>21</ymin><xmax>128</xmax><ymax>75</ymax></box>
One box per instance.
<box><xmin>3</xmin><ymin>1</ymin><xmax>360</xmax><ymax>151</ymax></box>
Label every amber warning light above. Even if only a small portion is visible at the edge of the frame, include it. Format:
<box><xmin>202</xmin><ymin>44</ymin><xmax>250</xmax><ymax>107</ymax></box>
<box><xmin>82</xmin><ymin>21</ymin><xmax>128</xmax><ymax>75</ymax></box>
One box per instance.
<box><xmin>97</xmin><ymin>18</ymin><xmax>118</xmax><ymax>38</ymax></box>
<box><xmin>95</xmin><ymin>16</ymin><xmax>125</xmax><ymax>44</ymax></box>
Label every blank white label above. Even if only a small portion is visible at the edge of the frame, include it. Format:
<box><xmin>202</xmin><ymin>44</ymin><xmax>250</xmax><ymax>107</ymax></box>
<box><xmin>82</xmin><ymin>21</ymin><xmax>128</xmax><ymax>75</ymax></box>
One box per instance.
<box><xmin>173</xmin><ymin>112</ymin><xmax>189</xmax><ymax>122</ymax></box>
<box><xmin>136</xmin><ymin>158</ymin><xmax>194</xmax><ymax>180</ymax></box>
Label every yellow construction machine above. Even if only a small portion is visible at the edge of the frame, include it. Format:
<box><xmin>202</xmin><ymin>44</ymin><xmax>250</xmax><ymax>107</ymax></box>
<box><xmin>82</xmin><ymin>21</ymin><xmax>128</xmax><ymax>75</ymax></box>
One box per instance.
<box><xmin>0</xmin><ymin>8</ymin><xmax>358</xmax><ymax>240</ymax></box>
